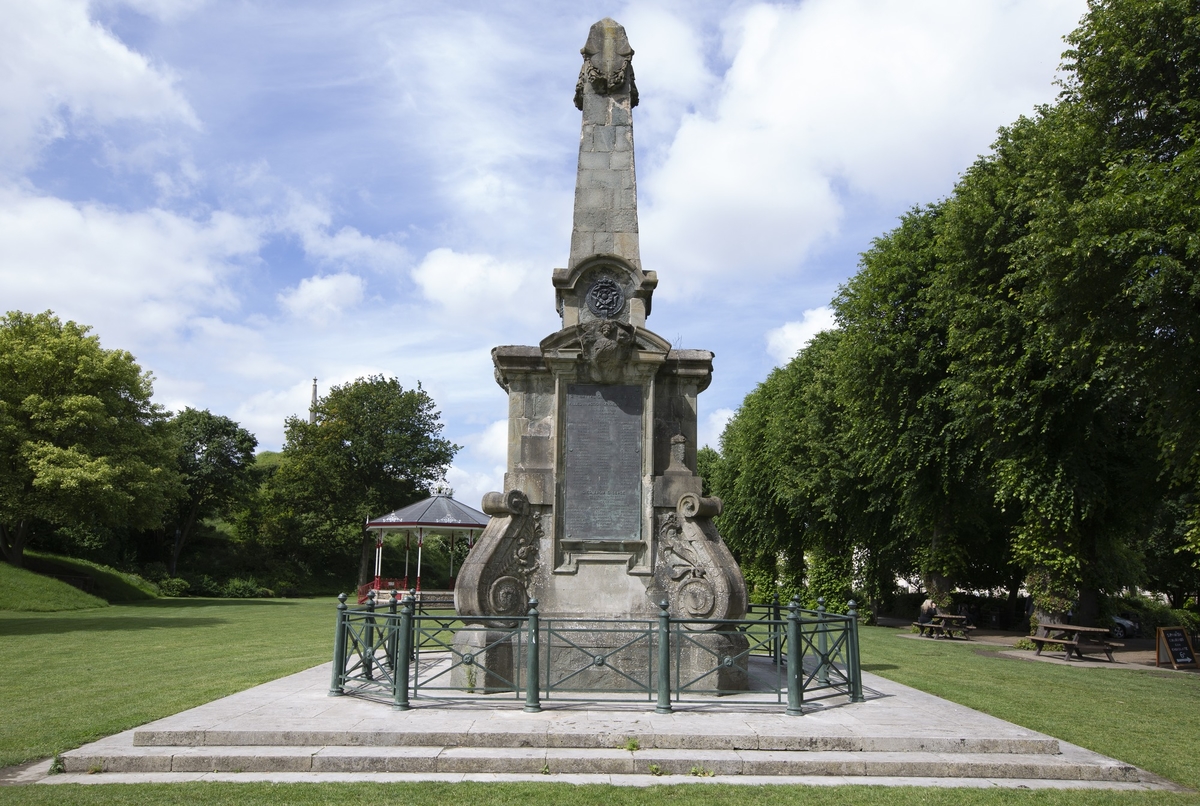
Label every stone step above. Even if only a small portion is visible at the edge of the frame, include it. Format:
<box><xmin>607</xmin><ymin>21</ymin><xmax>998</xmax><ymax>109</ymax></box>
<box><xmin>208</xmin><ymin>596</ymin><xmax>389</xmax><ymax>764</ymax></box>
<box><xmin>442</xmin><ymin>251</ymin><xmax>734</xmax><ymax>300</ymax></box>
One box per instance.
<box><xmin>130</xmin><ymin>728</ymin><xmax>1059</xmax><ymax>755</ymax></box>
<box><xmin>62</xmin><ymin>745</ymin><xmax>1142</xmax><ymax>782</ymax></box>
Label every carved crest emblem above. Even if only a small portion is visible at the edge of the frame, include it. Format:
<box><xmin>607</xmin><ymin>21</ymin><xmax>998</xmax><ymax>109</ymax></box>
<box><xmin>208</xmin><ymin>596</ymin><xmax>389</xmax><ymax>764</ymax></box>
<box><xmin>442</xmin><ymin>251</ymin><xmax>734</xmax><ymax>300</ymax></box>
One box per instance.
<box><xmin>580</xmin><ymin>319</ymin><xmax>634</xmax><ymax>384</ymax></box>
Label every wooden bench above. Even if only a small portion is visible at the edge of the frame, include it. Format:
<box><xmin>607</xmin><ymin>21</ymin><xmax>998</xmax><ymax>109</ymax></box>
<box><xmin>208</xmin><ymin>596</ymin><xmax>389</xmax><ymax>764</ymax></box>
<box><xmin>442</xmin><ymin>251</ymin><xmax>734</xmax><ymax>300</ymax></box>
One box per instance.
<box><xmin>942</xmin><ymin>622</ymin><xmax>977</xmax><ymax>640</ymax></box>
<box><xmin>912</xmin><ymin>614</ymin><xmax>976</xmax><ymax>640</ymax></box>
<box><xmin>1034</xmin><ymin>623</ymin><xmax>1123</xmax><ymax>661</ymax></box>
<box><xmin>913</xmin><ymin>621</ymin><xmax>945</xmax><ymax>638</ymax></box>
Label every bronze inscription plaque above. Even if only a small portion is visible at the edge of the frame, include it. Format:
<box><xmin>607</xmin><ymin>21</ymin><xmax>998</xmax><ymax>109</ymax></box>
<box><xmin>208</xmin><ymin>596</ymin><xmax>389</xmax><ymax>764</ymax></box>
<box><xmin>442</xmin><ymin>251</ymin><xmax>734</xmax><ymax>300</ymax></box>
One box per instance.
<box><xmin>564</xmin><ymin>384</ymin><xmax>642</xmax><ymax>542</ymax></box>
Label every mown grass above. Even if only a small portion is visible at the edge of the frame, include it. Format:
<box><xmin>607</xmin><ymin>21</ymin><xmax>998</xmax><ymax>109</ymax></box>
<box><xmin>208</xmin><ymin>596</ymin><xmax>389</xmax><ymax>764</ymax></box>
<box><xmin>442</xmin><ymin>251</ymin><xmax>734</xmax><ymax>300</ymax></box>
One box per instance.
<box><xmin>2</xmin><ymin>605</ymin><xmax>1200</xmax><ymax>804</ymax></box>
<box><xmin>856</xmin><ymin>626</ymin><xmax>1200</xmax><ymax>791</ymax></box>
<box><xmin>0</xmin><ymin>562</ymin><xmax>107</xmax><ymax>612</ymax></box>
<box><xmin>0</xmin><ymin>597</ymin><xmax>335</xmax><ymax>768</ymax></box>
<box><xmin>1</xmin><ymin>781</ymin><xmax>1198</xmax><ymax>806</ymax></box>
<box><xmin>23</xmin><ymin>552</ymin><xmax>158</xmax><ymax>602</ymax></box>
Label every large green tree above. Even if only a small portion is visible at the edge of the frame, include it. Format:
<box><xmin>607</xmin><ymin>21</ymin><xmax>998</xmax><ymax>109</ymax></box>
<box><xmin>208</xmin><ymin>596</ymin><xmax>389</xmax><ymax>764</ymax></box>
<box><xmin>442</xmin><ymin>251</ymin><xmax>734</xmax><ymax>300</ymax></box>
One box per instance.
<box><xmin>0</xmin><ymin>311</ymin><xmax>179</xmax><ymax>567</ymax></box>
<box><xmin>258</xmin><ymin>375</ymin><xmax>457</xmax><ymax>583</ymax></box>
<box><xmin>835</xmin><ymin>205</ymin><xmax>1014</xmax><ymax>606</ymax></box>
<box><xmin>1057</xmin><ymin>0</ymin><xmax>1200</xmax><ymax>550</ymax></box>
<box><xmin>168</xmin><ymin>408</ymin><xmax>258</xmax><ymax>576</ymax></box>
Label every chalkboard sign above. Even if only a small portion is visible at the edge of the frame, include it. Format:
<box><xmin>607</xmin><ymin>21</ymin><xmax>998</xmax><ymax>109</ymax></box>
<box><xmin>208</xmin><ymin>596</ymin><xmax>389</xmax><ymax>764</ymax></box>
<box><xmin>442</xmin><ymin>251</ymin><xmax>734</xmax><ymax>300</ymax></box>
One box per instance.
<box><xmin>1156</xmin><ymin>627</ymin><xmax>1198</xmax><ymax>670</ymax></box>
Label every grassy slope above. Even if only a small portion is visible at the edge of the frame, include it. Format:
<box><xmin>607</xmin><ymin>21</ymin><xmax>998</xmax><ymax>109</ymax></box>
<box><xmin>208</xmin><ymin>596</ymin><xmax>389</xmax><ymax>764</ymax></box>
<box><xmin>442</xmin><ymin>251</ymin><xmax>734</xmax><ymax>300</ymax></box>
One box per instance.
<box><xmin>23</xmin><ymin>552</ymin><xmax>158</xmax><ymax>602</ymax></box>
<box><xmin>0</xmin><ymin>562</ymin><xmax>107</xmax><ymax>612</ymax></box>
<box><xmin>1</xmin><ymin>607</ymin><xmax>1198</xmax><ymax>805</ymax></box>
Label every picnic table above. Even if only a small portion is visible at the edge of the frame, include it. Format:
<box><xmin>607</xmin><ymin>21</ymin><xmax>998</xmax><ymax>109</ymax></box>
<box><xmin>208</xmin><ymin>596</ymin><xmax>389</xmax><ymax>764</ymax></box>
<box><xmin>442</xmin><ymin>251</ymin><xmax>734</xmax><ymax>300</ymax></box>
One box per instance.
<box><xmin>913</xmin><ymin>612</ymin><xmax>976</xmax><ymax>640</ymax></box>
<box><xmin>1030</xmin><ymin>622</ymin><xmax>1123</xmax><ymax>662</ymax></box>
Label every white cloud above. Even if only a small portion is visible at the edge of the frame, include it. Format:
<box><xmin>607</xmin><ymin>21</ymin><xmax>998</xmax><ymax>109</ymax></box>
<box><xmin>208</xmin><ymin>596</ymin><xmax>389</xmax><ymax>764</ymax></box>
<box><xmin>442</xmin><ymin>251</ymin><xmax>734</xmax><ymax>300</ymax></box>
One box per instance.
<box><xmin>766</xmin><ymin>306</ymin><xmax>837</xmax><ymax>364</ymax></box>
<box><xmin>280</xmin><ymin>197</ymin><xmax>407</xmax><ymax>273</ymax></box>
<box><xmin>0</xmin><ymin>184</ymin><xmax>259</xmax><ymax>346</ymax></box>
<box><xmin>699</xmin><ymin>407</ymin><xmax>735</xmax><ymax>451</ymax></box>
<box><xmin>469</xmin><ymin>420</ymin><xmax>509</xmax><ymax>467</ymax></box>
<box><xmin>277</xmin><ymin>273</ymin><xmax>365</xmax><ymax>323</ymax></box>
<box><xmin>0</xmin><ymin>0</ymin><xmax>197</xmax><ymax>172</ymax></box>
<box><xmin>412</xmin><ymin>247</ymin><xmax>546</xmax><ymax>328</ymax></box>
<box><xmin>444</xmin><ymin>419</ymin><xmax>505</xmax><ymax>509</ymax></box>
<box><xmin>640</xmin><ymin>0</ymin><xmax>1084</xmax><ymax>293</ymax></box>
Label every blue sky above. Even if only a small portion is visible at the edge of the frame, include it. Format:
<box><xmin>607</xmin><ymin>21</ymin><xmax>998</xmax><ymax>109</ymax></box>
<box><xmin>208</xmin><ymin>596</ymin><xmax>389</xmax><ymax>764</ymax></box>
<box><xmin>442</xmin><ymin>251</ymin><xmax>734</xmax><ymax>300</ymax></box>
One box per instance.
<box><xmin>1</xmin><ymin>0</ymin><xmax>1087</xmax><ymax>507</ymax></box>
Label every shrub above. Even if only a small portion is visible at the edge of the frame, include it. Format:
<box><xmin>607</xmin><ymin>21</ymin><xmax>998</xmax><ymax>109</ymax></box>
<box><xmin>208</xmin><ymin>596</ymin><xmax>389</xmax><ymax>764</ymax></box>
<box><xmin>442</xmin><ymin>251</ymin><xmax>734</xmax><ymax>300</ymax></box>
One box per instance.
<box><xmin>187</xmin><ymin>574</ymin><xmax>222</xmax><ymax>597</ymax></box>
<box><xmin>158</xmin><ymin>577</ymin><xmax>190</xmax><ymax>597</ymax></box>
<box><xmin>140</xmin><ymin>562</ymin><xmax>169</xmax><ymax>583</ymax></box>
<box><xmin>222</xmin><ymin>577</ymin><xmax>271</xmax><ymax>598</ymax></box>
<box><xmin>1106</xmin><ymin>594</ymin><xmax>1181</xmax><ymax>636</ymax></box>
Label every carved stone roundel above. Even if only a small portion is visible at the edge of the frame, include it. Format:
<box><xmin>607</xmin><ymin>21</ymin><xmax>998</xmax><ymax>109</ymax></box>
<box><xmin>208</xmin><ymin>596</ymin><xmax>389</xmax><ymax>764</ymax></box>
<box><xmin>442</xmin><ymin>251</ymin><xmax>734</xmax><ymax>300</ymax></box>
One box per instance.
<box><xmin>678</xmin><ymin>578</ymin><xmax>717</xmax><ymax>618</ymax></box>
<box><xmin>489</xmin><ymin>575</ymin><xmax>526</xmax><ymax>616</ymax></box>
<box><xmin>586</xmin><ymin>277</ymin><xmax>624</xmax><ymax>319</ymax></box>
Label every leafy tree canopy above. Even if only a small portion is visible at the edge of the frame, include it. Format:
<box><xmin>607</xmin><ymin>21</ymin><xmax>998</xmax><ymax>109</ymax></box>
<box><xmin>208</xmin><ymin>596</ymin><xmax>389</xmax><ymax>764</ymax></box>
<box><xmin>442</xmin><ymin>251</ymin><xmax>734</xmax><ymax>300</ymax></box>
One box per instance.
<box><xmin>253</xmin><ymin>375</ymin><xmax>457</xmax><ymax>581</ymax></box>
<box><xmin>168</xmin><ymin>407</ymin><xmax>258</xmax><ymax>575</ymax></box>
<box><xmin>0</xmin><ymin>311</ymin><xmax>179</xmax><ymax>567</ymax></box>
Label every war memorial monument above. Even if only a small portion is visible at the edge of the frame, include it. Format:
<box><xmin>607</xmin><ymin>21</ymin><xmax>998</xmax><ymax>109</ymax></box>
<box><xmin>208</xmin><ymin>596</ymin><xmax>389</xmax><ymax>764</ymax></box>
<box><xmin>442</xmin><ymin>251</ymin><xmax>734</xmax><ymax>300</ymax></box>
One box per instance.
<box><xmin>453</xmin><ymin>17</ymin><xmax>749</xmax><ymax>690</ymax></box>
<box><xmin>43</xmin><ymin>20</ymin><xmax>1170</xmax><ymax>791</ymax></box>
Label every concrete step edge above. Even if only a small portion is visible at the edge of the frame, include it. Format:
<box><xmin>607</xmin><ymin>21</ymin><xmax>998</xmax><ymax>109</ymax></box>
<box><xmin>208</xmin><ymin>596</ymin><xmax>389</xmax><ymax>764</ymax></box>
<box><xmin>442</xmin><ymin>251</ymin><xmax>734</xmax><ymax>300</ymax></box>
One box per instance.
<box><xmin>62</xmin><ymin>747</ymin><xmax>1142</xmax><ymax>782</ymax></box>
<box><xmin>130</xmin><ymin>729</ymin><xmax>1060</xmax><ymax>755</ymax></box>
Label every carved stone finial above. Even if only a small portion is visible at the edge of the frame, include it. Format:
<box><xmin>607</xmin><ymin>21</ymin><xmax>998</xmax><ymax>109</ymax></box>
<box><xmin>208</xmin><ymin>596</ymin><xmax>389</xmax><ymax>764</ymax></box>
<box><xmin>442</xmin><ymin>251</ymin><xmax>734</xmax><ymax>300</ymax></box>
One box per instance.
<box><xmin>574</xmin><ymin>18</ymin><xmax>638</xmax><ymax>110</ymax></box>
<box><xmin>567</xmin><ymin>18</ymin><xmax>642</xmax><ymax>275</ymax></box>
<box><xmin>667</xmin><ymin>434</ymin><xmax>688</xmax><ymax>474</ymax></box>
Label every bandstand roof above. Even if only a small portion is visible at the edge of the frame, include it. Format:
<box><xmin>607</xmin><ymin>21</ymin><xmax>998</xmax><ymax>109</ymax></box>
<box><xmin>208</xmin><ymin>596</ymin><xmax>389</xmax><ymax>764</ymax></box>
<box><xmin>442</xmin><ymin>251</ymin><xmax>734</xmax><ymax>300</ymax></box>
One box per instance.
<box><xmin>365</xmin><ymin>493</ymin><xmax>489</xmax><ymax>532</ymax></box>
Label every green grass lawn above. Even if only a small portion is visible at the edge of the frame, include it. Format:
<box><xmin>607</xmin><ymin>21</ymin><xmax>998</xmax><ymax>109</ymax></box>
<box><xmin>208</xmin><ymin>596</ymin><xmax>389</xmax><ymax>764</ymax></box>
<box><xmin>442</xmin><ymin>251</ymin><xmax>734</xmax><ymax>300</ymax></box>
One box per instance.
<box><xmin>22</xmin><ymin>552</ymin><xmax>158</xmax><ymax>603</ymax></box>
<box><xmin>0</xmin><ymin>597</ymin><xmax>336</xmax><ymax>768</ymax></box>
<box><xmin>0</xmin><ymin>562</ymin><xmax>107</xmax><ymax>612</ymax></box>
<box><xmin>856</xmin><ymin>626</ymin><xmax>1200</xmax><ymax>791</ymax></box>
<box><xmin>2</xmin><ymin>604</ymin><xmax>1199</xmax><ymax>805</ymax></box>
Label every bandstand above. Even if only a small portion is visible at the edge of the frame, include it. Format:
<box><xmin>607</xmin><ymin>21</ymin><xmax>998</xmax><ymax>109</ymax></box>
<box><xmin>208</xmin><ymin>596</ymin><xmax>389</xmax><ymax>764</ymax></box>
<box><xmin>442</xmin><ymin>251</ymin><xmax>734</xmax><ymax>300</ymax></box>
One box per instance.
<box><xmin>360</xmin><ymin>483</ymin><xmax>488</xmax><ymax>603</ymax></box>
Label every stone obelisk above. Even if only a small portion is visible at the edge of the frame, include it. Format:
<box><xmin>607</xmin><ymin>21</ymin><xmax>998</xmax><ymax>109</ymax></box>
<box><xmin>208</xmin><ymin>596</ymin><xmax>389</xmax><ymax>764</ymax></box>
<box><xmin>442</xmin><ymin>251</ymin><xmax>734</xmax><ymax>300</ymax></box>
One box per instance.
<box><xmin>454</xmin><ymin>18</ymin><xmax>748</xmax><ymax>692</ymax></box>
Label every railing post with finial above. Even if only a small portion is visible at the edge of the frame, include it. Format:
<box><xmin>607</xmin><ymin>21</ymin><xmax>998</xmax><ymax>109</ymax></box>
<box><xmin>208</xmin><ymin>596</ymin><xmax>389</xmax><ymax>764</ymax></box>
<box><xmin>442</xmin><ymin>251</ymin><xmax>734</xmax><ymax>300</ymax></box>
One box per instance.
<box><xmin>363</xmin><ymin>590</ymin><xmax>377</xmax><ymax>680</ymax></box>
<box><xmin>656</xmin><ymin>599</ymin><xmax>673</xmax><ymax>714</ymax></box>
<box><xmin>387</xmin><ymin>591</ymin><xmax>399</xmax><ymax>669</ymax></box>
<box><xmin>329</xmin><ymin>593</ymin><xmax>349</xmax><ymax>696</ymax></box>
<box><xmin>394</xmin><ymin>593</ymin><xmax>413</xmax><ymax>710</ymax></box>
<box><xmin>772</xmin><ymin>593</ymin><xmax>782</xmax><ymax>664</ymax></box>
<box><xmin>816</xmin><ymin>597</ymin><xmax>829</xmax><ymax>686</ymax></box>
<box><xmin>525</xmin><ymin>598</ymin><xmax>541</xmax><ymax>712</ymax></box>
<box><xmin>786</xmin><ymin>597</ymin><xmax>803</xmax><ymax>715</ymax></box>
<box><xmin>847</xmin><ymin>600</ymin><xmax>864</xmax><ymax>703</ymax></box>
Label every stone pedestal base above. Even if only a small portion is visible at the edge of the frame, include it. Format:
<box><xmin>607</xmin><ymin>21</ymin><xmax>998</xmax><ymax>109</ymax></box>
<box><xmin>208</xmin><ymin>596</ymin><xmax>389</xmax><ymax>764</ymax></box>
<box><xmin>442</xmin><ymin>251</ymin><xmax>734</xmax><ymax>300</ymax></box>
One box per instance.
<box><xmin>450</xmin><ymin>627</ymin><xmax>523</xmax><ymax>694</ymax></box>
<box><xmin>450</xmin><ymin>625</ymin><xmax>749</xmax><ymax>695</ymax></box>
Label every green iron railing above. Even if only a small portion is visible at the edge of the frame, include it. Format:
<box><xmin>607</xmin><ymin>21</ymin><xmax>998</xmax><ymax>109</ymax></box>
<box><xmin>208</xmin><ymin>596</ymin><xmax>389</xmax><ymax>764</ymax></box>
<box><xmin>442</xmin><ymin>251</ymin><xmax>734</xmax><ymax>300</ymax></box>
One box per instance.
<box><xmin>329</xmin><ymin>591</ymin><xmax>863</xmax><ymax>714</ymax></box>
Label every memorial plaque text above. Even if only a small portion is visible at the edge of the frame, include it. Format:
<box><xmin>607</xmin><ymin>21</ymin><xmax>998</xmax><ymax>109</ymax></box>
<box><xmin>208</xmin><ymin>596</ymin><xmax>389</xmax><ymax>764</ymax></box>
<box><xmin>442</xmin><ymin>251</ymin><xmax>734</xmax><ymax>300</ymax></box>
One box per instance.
<box><xmin>564</xmin><ymin>384</ymin><xmax>642</xmax><ymax>542</ymax></box>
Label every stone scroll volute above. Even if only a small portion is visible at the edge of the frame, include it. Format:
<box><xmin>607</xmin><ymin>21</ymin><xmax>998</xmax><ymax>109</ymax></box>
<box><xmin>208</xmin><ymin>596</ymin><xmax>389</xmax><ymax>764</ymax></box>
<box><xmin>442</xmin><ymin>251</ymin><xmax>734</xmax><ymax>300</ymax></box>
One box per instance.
<box><xmin>654</xmin><ymin>493</ymin><xmax>747</xmax><ymax>629</ymax></box>
<box><xmin>454</xmin><ymin>490</ymin><xmax>542</xmax><ymax>622</ymax></box>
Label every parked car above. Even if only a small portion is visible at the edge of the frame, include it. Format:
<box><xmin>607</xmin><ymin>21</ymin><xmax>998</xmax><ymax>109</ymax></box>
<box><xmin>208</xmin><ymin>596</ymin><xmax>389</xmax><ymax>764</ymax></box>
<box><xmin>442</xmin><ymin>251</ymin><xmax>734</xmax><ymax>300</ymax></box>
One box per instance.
<box><xmin>1110</xmin><ymin>614</ymin><xmax>1140</xmax><ymax>639</ymax></box>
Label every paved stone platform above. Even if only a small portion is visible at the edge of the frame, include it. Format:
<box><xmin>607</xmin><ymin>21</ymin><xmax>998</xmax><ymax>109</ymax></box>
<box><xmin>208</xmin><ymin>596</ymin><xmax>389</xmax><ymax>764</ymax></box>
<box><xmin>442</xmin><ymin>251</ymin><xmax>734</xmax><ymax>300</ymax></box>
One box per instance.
<box><xmin>41</xmin><ymin>660</ymin><xmax>1182</xmax><ymax>790</ymax></box>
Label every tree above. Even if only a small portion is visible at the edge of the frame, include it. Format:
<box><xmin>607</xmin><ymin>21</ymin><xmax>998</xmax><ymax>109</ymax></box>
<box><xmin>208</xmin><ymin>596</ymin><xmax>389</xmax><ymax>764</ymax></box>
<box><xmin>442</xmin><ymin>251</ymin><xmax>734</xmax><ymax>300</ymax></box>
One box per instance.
<box><xmin>834</xmin><ymin>204</ymin><xmax>1010</xmax><ymax>606</ymax></box>
<box><xmin>0</xmin><ymin>311</ymin><xmax>179</xmax><ymax>567</ymax></box>
<box><xmin>259</xmin><ymin>375</ymin><xmax>457</xmax><ymax>584</ymax></box>
<box><xmin>168</xmin><ymin>408</ymin><xmax>258</xmax><ymax>576</ymax></box>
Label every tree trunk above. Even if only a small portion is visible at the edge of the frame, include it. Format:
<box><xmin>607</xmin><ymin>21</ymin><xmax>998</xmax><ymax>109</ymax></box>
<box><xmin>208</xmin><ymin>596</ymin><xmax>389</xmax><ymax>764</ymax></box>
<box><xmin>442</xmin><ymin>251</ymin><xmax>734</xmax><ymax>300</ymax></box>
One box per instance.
<box><xmin>923</xmin><ymin>524</ymin><xmax>952</xmax><ymax>607</ymax></box>
<box><xmin>1004</xmin><ymin>573</ymin><xmax>1023</xmax><ymax>630</ymax></box>
<box><xmin>1075</xmin><ymin>586</ymin><xmax>1100</xmax><ymax>627</ymax></box>
<box><xmin>357</xmin><ymin>532</ymin><xmax>375</xmax><ymax>588</ymax></box>
<box><xmin>0</xmin><ymin>521</ymin><xmax>29</xmax><ymax>567</ymax></box>
<box><xmin>170</xmin><ymin>501</ymin><xmax>202</xmax><ymax>577</ymax></box>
